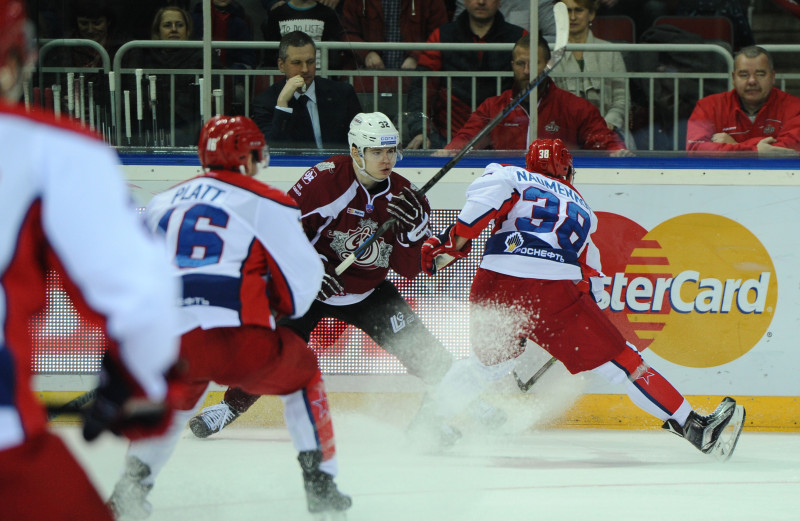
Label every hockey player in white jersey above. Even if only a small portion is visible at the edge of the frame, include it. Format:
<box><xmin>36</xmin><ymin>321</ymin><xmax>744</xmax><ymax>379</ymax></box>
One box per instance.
<box><xmin>419</xmin><ymin>138</ymin><xmax>745</xmax><ymax>460</ymax></box>
<box><xmin>107</xmin><ymin>115</ymin><xmax>351</xmax><ymax>519</ymax></box>
<box><xmin>0</xmin><ymin>2</ymin><xmax>180</xmax><ymax>520</ymax></box>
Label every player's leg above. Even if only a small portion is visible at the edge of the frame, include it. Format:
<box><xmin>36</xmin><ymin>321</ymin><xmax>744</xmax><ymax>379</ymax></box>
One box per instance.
<box><xmin>107</xmin><ymin>406</ymin><xmax>202</xmax><ymax>519</ymax></box>
<box><xmin>0</xmin><ymin>431</ymin><xmax>114</xmax><ymax>521</ymax></box>
<box><xmin>408</xmin><ymin>270</ymin><xmax>524</xmax><ymax>445</ymax></box>
<box><xmin>181</xmin><ymin>324</ymin><xmax>351</xmax><ymax>514</ymax></box>
<box><xmin>107</xmin><ymin>372</ymin><xmax>210</xmax><ymax>519</ymax></box>
<box><xmin>188</xmin><ymin>303</ymin><xmax>326</xmax><ymax>438</ymax></box>
<box><xmin>592</xmin><ymin>343</ymin><xmax>745</xmax><ymax>459</ymax></box>
<box><xmin>535</xmin><ymin>279</ymin><xmax>745</xmax><ymax>460</ymax></box>
<box><xmin>340</xmin><ymin>280</ymin><xmax>454</xmax><ymax>385</ymax></box>
<box><xmin>260</xmin><ymin>327</ymin><xmax>350</xmax><ymax>515</ymax></box>
<box><xmin>202</xmin><ymin>325</ymin><xmax>349</xmax><ymax>514</ymax></box>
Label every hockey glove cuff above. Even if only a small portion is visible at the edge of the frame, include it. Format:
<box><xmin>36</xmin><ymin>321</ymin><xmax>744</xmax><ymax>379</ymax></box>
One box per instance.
<box><xmin>421</xmin><ymin>224</ymin><xmax>472</xmax><ymax>276</ymax></box>
<box><xmin>317</xmin><ymin>257</ymin><xmax>344</xmax><ymax>301</ymax></box>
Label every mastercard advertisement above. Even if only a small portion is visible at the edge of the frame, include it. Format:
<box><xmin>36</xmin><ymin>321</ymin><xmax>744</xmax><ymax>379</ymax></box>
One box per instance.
<box><xmin>592</xmin><ymin>211</ymin><xmax>777</xmax><ymax>369</ymax></box>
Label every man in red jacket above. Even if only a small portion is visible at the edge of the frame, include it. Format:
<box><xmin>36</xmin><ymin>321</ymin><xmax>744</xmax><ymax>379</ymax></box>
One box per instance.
<box><xmin>443</xmin><ymin>34</ymin><xmax>629</xmax><ymax>154</ymax></box>
<box><xmin>686</xmin><ymin>46</ymin><xmax>800</xmax><ymax>156</ymax></box>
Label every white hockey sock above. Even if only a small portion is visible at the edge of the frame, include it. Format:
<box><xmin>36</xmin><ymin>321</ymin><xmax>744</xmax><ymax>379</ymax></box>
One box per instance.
<box><xmin>280</xmin><ymin>390</ymin><xmax>339</xmax><ymax>477</ymax></box>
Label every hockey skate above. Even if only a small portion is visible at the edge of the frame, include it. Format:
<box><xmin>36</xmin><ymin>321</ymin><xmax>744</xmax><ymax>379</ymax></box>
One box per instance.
<box><xmin>298</xmin><ymin>450</ymin><xmax>352</xmax><ymax>520</ymax></box>
<box><xmin>662</xmin><ymin>397</ymin><xmax>746</xmax><ymax>461</ymax></box>
<box><xmin>406</xmin><ymin>395</ymin><xmax>462</xmax><ymax>451</ymax></box>
<box><xmin>107</xmin><ymin>456</ymin><xmax>154</xmax><ymax>520</ymax></box>
<box><xmin>188</xmin><ymin>401</ymin><xmax>240</xmax><ymax>438</ymax></box>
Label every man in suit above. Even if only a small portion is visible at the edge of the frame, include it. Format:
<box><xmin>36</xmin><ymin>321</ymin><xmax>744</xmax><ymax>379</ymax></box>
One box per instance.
<box><xmin>252</xmin><ymin>30</ymin><xmax>362</xmax><ymax>149</ymax></box>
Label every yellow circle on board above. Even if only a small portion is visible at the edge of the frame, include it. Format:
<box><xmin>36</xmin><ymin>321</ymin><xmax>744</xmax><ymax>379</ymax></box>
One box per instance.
<box><xmin>625</xmin><ymin>213</ymin><xmax>777</xmax><ymax>368</ymax></box>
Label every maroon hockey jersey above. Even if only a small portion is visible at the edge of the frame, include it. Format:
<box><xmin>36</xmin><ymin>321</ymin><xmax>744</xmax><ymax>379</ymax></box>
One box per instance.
<box><xmin>289</xmin><ymin>155</ymin><xmax>430</xmax><ymax>295</ymax></box>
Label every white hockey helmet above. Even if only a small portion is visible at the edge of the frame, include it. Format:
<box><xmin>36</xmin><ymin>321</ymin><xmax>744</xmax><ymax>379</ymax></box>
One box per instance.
<box><xmin>348</xmin><ymin>112</ymin><xmax>403</xmax><ymax>161</ymax></box>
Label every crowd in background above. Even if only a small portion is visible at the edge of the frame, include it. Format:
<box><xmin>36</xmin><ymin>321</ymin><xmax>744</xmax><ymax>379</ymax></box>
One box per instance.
<box><xmin>27</xmin><ymin>0</ymin><xmax>800</xmax><ymax>154</ymax></box>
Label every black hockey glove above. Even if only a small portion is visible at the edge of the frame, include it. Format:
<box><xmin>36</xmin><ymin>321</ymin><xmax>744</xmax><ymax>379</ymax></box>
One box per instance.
<box><xmin>82</xmin><ymin>352</ymin><xmax>174</xmax><ymax>442</ymax></box>
<box><xmin>387</xmin><ymin>186</ymin><xmax>430</xmax><ymax>243</ymax></box>
<box><xmin>317</xmin><ymin>258</ymin><xmax>344</xmax><ymax>301</ymax></box>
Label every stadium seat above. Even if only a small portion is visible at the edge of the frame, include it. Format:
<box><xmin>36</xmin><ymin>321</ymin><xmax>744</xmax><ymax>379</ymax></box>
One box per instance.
<box><xmin>592</xmin><ymin>15</ymin><xmax>636</xmax><ymax>43</ymax></box>
<box><xmin>653</xmin><ymin>16</ymin><xmax>734</xmax><ymax>47</ymax></box>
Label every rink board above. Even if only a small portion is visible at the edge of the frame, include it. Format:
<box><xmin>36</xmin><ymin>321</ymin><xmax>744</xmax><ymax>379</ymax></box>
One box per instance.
<box><xmin>37</xmin><ymin>155</ymin><xmax>800</xmax><ymax>430</ymax></box>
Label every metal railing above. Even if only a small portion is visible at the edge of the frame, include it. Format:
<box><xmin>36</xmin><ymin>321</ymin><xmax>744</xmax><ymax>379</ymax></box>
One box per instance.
<box><xmin>30</xmin><ymin>39</ymin><xmax>772</xmax><ymax>152</ymax></box>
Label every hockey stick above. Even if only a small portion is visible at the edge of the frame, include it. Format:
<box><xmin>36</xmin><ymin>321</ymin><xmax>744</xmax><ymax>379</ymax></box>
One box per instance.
<box><xmin>514</xmin><ymin>356</ymin><xmax>557</xmax><ymax>392</ymax></box>
<box><xmin>46</xmin><ymin>389</ymin><xmax>97</xmax><ymax>421</ymax></box>
<box><xmin>335</xmin><ymin>3</ymin><xmax>569</xmax><ymax>276</ymax></box>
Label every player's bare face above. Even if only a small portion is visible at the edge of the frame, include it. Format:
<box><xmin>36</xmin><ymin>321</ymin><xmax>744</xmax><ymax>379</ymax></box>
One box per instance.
<box><xmin>278</xmin><ymin>44</ymin><xmax>316</xmax><ymax>89</ymax></box>
<box><xmin>733</xmin><ymin>54</ymin><xmax>775</xmax><ymax>113</ymax></box>
<box><xmin>363</xmin><ymin>147</ymin><xmax>397</xmax><ymax>180</ymax></box>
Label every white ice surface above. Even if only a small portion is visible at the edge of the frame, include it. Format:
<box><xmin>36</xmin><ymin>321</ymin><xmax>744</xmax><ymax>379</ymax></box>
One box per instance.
<box><xmin>57</xmin><ymin>409</ymin><xmax>800</xmax><ymax>521</ymax></box>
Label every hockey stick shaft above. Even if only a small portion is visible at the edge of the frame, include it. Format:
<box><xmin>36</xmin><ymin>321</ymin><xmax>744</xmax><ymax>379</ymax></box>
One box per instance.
<box><xmin>514</xmin><ymin>356</ymin><xmax>558</xmax><ymax>392</ymax></box>
<box><xmin>335</xmin><ymin>5</ymin><xmax>569</xmax><ymax>276</ymax></box>
<box><xmin>46</xmin><ymin>389</ymin><xmax>96</xmax><ymax>420</ymax></box>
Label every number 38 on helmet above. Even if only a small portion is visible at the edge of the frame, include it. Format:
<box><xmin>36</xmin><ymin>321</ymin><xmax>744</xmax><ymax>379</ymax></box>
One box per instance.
<box><xmin>526</xmin><ymin>138</ymin><xmax>574</xmax><ymax>182</ymax></box>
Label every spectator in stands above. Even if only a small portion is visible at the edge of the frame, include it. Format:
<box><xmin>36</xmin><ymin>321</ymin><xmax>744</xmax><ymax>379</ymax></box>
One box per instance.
<box><xmin>342</xmin><ymin>0</ymin><xmax>449</xmax><ymax>71</ymax></box>
<box><xmin>405</xmin><ymin>0</ymin><xmax>527</xmax><ymax>149</ymax></box>
<box><xmin>261</xmin><ymin>0</ymin><xmax>348</xmax><ymax>69</ymax></box>
<box><xmin>124</xmin><ymin>6</ymin><xmax>219</xmax><ymax>145</ymax></box>
<box><xmin>686</xmin><ymin>46</ymin><xmax>800</xmax><ymax>156</ymax></box>
<box><xmin>191</xmin><ymin>0</ymin><xmax>257</xmax><ymax>70</ymax></box>
<box><xmin>442</xmin><ymin>34</ymin><xmax>629</xmax><ymax>154</ymax></box>
<box><xmin>129</xmin><ymin>1</ymin><xmax>192</xmax><ymax>41</ymax></box>
<box><xmin>552</xmin><ymin>0</ymin><xmax>633</xmax><ymax>148</ymax></box>
<box><xmin>68</xmin><ymin>0</ymin><xmax>126</xmax><ymax>63</ymax></box>
<box><xmin>251</xmin><ymin>30</ymin><xmax>362</xmax><ymax>149</ymax></box>
<box><xmin>42</xmin><ymin>0</ymin><xmax>126</xmax><ymax>119</ymax></box>
<box><xmin>452</xmin><ymin>0</ymin><xmax>556</xmax><ymax>40</ymax></box>
<box><xmin>191</xmin><ymin>0</ymin><xmax>255</xmax><ymax>115</ymax></box>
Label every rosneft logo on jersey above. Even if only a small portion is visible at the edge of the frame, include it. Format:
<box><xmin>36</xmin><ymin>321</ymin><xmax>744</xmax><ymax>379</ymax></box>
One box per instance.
<box><xmin>592</xmin><ymin>212</ymin><xmax>777</xmax><ymax>369</ymax></box>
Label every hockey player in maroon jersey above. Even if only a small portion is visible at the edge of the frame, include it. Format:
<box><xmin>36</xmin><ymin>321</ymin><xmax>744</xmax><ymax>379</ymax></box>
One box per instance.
<box><xmin>419</xmin><ymin>138</ymin><xmax>746</xmax><ymax>460</ymax></box>
<box><xmin>0</xmin><ymin>2</ymin><xmax>181</xmax><ymax>520</ymax></box>
<box><xmin>190</xmin><ymin>112</ymin><xmax>493</xmax><ymax>445</ymax></box>
<box><xmin>107</xmin><ymin>115</ymin><xmax>351</xmax><ymax>519</ymax></box>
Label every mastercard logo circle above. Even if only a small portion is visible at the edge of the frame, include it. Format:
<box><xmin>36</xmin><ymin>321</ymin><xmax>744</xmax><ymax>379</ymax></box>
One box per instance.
<box><xmin>591</xmin><ymin>212</ymin><xmax>777</xmax><ymax>368</ymax></box>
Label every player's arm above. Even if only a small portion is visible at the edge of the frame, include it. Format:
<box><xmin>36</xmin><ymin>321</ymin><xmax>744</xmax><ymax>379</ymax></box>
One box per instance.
<box><xmin>422</xmin><ymin>165</ymin><xmax>518</xmax><ymax>275</ymax></box>
<box><xmin>256</xmin><ymin>195</ymin><xmax>324</xmax><ymax>318</ymax></box>
<box><xmin>43</xmin><ymin>132</ymin><xmax>180</xmax><ymax>440</ymax></box>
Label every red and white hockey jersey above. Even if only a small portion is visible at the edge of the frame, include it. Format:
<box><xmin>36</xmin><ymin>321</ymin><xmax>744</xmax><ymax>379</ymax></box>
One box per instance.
<box><xmin>289</xmin><ymin>155</ymin><xmax>431</xmax><ymax>299</ymax></box>
<box><xmin>0</xmin><ymin>104</ymin><xmax>178</xmax><ymax>450</ymax></box>
<box><xmin>454</xmin><ymin>162</ymin><xmax>603</xmax><ymax>287</ymax></box>
<box><xmin>146</xmin><ymin>170</ymin><xmax>323</xmax><ymax>334</ymax></box>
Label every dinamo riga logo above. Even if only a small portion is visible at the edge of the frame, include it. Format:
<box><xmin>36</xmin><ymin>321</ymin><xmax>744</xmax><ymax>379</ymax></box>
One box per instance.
<box><xmin>592</xmin><ymin>212</ymin><xmax>777</xmax><ymax>369</ymax></box>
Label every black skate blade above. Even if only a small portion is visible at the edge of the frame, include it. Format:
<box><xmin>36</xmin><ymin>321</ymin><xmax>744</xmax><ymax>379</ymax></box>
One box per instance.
<box><xmin>712</xmin><ymin>405</ymin><xmax>745</xmax><ymax>462</ymax></box>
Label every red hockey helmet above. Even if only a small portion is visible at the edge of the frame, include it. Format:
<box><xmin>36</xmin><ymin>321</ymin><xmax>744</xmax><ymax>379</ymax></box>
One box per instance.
<box><xmin>526</xmin><ymin>138</ymin><xmax>574</xmax><ymax>181</ymax></box>
<box><xmin>198</xmin><ymin>115</ymin><xmax>269</xmax><ymax>173</ymax></box>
